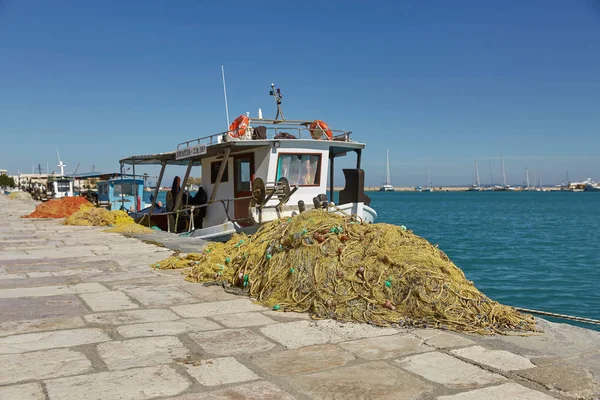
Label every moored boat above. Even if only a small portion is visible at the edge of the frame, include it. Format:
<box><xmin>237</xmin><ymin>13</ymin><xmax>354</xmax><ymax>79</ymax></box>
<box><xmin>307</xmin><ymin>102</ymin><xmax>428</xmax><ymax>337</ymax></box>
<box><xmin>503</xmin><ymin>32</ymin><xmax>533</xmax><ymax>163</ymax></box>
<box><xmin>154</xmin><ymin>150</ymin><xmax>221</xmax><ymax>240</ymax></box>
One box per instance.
<box><xmin>121</xmin><ymin>85</ymin><xmax>376</xmax><ymax>241</ymax></box>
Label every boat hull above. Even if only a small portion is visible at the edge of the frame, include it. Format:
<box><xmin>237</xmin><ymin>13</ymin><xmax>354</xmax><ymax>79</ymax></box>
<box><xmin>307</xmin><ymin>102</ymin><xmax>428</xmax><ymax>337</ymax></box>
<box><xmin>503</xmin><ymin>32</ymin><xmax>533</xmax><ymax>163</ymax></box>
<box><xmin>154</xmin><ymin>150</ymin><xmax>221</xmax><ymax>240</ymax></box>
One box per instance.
<box><xmin>190</xmin><ymin>202</ymin><xmax>377</xmax><ymax>241</ymax></box>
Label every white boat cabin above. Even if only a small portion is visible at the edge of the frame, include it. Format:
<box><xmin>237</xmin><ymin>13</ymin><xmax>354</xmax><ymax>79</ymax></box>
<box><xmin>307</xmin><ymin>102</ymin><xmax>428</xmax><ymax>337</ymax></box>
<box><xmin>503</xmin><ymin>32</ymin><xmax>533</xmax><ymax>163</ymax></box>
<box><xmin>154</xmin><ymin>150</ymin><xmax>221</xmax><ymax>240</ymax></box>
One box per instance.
<box><xmin>121</xmin><ymin>117</ymin><xmax>375</xmax><ymax>241</ymax></box>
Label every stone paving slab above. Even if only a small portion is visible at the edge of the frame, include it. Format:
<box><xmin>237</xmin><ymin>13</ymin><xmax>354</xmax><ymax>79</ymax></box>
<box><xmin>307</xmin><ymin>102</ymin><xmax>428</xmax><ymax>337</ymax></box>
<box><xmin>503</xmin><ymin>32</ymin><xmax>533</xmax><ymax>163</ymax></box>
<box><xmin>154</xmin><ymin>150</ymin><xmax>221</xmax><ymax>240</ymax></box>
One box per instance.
<box><xmin>437</xmin><ymin>382</ymin><xmax>558</xmax><ymax>400</ymax></box>
<box><xmin>117</xmin><ymin>318</ymin><xmax>222</xmax><ymax>338</ymax></box>
<box><xmin>184</xmin><ymin>356</ymin><xmax>260</xmax><ymax>386</ymax></box>
<box><xmin>189</xmin><ymin>328</ymin><xmax>276</xmax><ymax>355</ymax></box>
<box><xmin>0</xmin><ymin>294</ymin><xmax>88</xmax><ymax>322</ymax></box>
<box><xmin>1</xmin><ymin>196</ymin><xmax>599</xmax><ymax>400</ymax></box>
<box><xmin>0</xmin><ymin>383</ymin><xmax>45</xmax><ymax>400</ymax></box>
<box><xmin>83</xmin><ymin>308</ymin><xmax>180</xmax><ymax>325</ymax></box>
<box><xmin>286</xmin><ymin>361</ymin><xmax>433</xmax><ymax>399</ymax></box>
<box><xmin>396</xmin><ymin>351</ymin><xmax>506</xmax><ymax>388</ymax></box>
<box><xmin>0</xmin><ymin>328</ymin><xmax>111</xmax><ymax>354</ymax></box>
<box><xmin>79</xmin><ymin>290</ymin><xmax>139</xmax><ymax>311</ymax></box>
<box><xmin>97</xmin><ymin>336</ymin><xmax>191</xmax><ymax>370</ymax></box>
<box><xmin>0</xmin><ymin>315</ymin><xmax>85</xmax><ymax>337</ymax></box>
<box><xmin>451</xmin><ymin>345</ymin><xmax>536</xmax><ymax>371</ymax></box>
<box><xmin>0</xmin><ymin>282</ymin><xmax>107</xmax><ymax>299</ymax></box>
<box><xmin>167</xmin><ymin>381</ymin><xmax>296</xmax><ymax>400</ymax></box>
<box><xmin>1</xmin><ymin>348</ymin><xmax>93</xmax><ymax>385</ymax></box>
<box><xmin>259</xmin><ymin>319</ymin><xmax>398</xmax><ymax>349</ymax></box>
<box><xmin>251</xmin><ymin>344</ymin><xmax>355</xmax><ymax>376</ymax></box>
<box><xmin>44</xmin><ymin>365</ymin><xmax>191</xmax><ymax>400</ymax></box>
<box><xmin>338</xmin><ymin>333</ymin><xmax>428</xmax><ymax>360</ymax></box>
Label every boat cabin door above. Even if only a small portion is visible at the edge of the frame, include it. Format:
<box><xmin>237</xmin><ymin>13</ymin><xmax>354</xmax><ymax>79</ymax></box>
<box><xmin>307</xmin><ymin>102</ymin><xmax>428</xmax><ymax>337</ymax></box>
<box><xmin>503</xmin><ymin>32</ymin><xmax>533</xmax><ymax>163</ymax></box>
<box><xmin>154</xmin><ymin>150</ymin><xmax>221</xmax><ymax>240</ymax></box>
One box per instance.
<box><xmin>234</xmin><ymin>154</ymin><xmax>254</xmax><ymax>223</ymax></box>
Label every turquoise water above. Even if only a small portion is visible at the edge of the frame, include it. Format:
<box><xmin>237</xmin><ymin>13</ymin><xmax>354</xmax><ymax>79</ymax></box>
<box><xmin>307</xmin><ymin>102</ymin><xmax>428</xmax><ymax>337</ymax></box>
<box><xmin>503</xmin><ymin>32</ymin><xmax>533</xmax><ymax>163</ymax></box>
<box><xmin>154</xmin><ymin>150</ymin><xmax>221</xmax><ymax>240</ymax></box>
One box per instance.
<box><xmin>371</xmin><ymin>191</ymin><xmax>600</xmax><ymax>331</ymax></box>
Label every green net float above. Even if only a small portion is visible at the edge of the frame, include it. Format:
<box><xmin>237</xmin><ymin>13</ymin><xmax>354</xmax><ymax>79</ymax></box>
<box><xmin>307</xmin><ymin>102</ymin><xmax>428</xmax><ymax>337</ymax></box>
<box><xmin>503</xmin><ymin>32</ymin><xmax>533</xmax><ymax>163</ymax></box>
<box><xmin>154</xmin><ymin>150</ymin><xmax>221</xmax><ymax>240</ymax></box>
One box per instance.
<box><xmin>272</xmin><ymin>304</ymin><xmax>281</xmax><ymax>311</ymax></box>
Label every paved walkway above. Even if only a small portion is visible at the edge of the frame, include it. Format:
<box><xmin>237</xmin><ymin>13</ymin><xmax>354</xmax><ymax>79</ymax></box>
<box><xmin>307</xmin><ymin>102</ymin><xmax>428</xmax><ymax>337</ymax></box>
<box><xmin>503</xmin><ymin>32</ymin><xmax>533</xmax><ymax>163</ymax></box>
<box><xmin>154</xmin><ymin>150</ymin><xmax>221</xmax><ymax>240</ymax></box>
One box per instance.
<box><xmin>1</xmin><ymin>195</ymin><xmax>599</xmax><ymax>400</ymax></box>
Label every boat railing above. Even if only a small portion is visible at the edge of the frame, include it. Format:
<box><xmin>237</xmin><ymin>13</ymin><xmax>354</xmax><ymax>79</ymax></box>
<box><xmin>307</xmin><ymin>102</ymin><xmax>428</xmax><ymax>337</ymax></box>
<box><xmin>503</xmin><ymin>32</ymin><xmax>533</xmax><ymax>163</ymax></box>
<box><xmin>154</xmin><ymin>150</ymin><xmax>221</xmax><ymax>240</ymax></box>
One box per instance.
<box><xmin>176</xmin><ymin>120</ymin><xmax>352</xmax><ymax>154</ymax></box>
<box><xmin>138</xmin><ymin>195</ymin><xmax>255</xmax><ymax>233</ymax></box>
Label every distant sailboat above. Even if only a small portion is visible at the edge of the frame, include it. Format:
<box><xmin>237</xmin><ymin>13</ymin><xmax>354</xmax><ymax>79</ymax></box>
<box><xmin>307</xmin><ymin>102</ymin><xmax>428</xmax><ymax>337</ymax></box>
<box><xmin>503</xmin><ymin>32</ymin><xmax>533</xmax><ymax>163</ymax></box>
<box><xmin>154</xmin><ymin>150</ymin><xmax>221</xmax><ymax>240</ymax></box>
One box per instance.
<box><xmin>421</xmin><ymin>167</ymin><xmax>433</xmax><ymax>192</ymax></box>
<box><xmin>494</xmin><ymin>155</ymin><xmax>516</xmax><ymax>191</ymax></box>
<box><xmin>467</xmin><ymin>161</ymin><xmax>482</xmax><ymax>191</ymax></box>
<box><xmin>379</xmin><ymin>149</ymin><xmax>394</xmax><ymax>192</ymax></box>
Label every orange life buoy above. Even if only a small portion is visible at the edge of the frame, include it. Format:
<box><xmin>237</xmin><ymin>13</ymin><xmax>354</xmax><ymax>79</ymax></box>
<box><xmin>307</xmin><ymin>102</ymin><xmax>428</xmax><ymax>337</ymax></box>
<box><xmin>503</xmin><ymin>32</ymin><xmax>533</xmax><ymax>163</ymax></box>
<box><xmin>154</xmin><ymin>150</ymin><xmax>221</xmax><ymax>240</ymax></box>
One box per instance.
<box><xmin>309</xmin><ymin>120</ymin><xmax>333</xmax><ymax>140</ymax></box>
<box><xmin>228</xmin><ymin>115</ymin><xmax>249</xmax><ymax>138</ymax></box>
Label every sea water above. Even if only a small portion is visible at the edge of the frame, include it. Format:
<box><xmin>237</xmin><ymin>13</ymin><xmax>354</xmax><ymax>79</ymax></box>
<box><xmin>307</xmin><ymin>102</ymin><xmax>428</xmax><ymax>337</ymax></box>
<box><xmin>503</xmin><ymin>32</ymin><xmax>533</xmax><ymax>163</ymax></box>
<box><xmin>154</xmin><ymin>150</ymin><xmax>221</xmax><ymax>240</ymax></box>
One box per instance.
<box><xmin>147</xmin><ymin>189</ymin><xmax>600</xmax><ymax>330</ymax></box>
<box><xmin>372</xmin><ymin>191</ymin><xmax>600</xmax><ymax>331</ymax></box>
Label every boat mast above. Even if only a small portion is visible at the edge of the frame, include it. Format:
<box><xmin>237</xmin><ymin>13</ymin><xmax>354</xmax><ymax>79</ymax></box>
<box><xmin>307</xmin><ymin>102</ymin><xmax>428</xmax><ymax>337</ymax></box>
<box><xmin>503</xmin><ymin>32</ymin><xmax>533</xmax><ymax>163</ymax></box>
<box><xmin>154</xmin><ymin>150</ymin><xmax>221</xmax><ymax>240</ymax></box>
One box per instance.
<box><xmin>501</xmin><ymin>155</ymin><xmax>507</xmax><ymax>188</ymax></box>
<box><xmin>385</xmin><ymin>149</ymin><xmax>391</xmax><ymax>186</ymax></box>
<box><xmin>526</xmin><ymin>168</ymin><xmax>530</xmax><ymax>190</ymax></box>
<box><xmin>489</xmin><ymin>160</ymin><xmax>494</xmax><ymax>187</ymax></box>
<box><xmin>221</xmin><ymin>65</ymin><xmax>230</xmax><ymax>128</ymax></box>
<box><xmin>428</xmin><ymin>167</ymin><xmax>432</xmax><ymax>189</ymax></box>
<box><xmin>475</xmin><ymin>160</ymin><xmax>480</xmax><ymax>187</ymax></box>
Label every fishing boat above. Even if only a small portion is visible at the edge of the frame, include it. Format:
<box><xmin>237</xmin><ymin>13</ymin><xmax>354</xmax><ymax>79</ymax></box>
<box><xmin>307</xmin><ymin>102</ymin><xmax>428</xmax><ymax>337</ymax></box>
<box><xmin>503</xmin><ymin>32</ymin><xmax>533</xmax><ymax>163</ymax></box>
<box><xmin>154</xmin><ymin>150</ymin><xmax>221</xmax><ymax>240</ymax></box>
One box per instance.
<box><xmin>120</xmin><ymin>84</ymin><xmax>376</xmax><ymax>241</ymax></box>
<box><xmin>96</xmin><ymin>177</ymin><xmax>149</xmax><ymax>211</ymax></box>
<box><xmin>467</xmin><ymin>161</ymin><xmax>482</xmax><ymax>191</ymax></box>
<box><xmin>379</xmin><ymin>149</ymin><xmax>394</xmax><ymax>192</ymax></box>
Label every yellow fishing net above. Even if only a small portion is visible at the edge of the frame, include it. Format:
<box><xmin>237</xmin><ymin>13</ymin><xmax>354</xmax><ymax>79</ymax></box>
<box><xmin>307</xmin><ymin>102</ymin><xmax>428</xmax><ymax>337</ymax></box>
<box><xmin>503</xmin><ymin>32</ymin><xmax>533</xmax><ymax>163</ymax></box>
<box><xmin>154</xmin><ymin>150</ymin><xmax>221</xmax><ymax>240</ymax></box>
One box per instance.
<box><xmin>154</xmin><ymin>209</ymin><xmax>536</xmax><ymax>335</ymax></box>
<box><xmin>63</xmin><ymin>207</ymin><xmax>153</xmax><ymax>233</ymax></box>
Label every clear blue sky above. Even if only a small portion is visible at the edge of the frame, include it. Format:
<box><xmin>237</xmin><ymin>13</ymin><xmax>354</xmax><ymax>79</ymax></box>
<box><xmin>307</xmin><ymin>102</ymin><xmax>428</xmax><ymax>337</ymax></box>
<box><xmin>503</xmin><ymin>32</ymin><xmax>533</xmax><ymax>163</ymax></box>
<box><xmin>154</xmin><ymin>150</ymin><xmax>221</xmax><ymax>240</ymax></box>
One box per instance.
<box><xmin>1</xmin><ymin>0</ymin><xmax>599</xmax><ymax>186</ymax></box>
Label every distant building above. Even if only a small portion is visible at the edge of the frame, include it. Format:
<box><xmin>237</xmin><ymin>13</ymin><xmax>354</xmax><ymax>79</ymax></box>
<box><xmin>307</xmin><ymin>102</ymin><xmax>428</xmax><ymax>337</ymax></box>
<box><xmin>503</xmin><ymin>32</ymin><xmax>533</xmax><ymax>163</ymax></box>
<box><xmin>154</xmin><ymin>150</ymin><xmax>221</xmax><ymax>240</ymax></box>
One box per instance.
<box><xmin>0</xmin><ymin>169</ymin><xmax>7</xmax><ymax>176</ymax></box>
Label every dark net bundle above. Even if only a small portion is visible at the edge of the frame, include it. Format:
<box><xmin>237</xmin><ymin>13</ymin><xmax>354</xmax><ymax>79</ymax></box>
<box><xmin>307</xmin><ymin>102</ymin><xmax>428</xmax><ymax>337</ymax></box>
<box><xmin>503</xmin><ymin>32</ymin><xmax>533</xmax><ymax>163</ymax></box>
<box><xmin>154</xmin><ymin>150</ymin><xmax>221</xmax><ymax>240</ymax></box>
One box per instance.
<box><xmin>157</xmin><ymin>209</ymin><xmax>537</xmax><ymax>335</ymax></box>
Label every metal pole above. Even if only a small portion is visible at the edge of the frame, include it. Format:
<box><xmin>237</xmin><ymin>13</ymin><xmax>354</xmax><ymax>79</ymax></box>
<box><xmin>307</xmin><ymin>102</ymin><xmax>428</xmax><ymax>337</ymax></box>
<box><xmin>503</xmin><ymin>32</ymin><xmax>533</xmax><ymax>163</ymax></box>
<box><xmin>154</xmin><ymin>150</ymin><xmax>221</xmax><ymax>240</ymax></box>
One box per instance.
<box><xmin>221</xmin><ymin>65</ymin><xmax>230</xmax><ymax>128</ymax></box>
<box><xmin>119</xmin><ymin>163</ymin><xmax>125</xmax><ymax>211</ymax></box>
<box><xmin>132</xmin><ymin>159</ymin><xmax>137</xmax><ymax>212</ymax></box>
<box><xmin>329</xmin><ymin>153</ymin><xmax>335</xmax><ymax>204</ymax></box>
<box><xmin>174</xmin><ymin>160</ymin><xmax>194</xmax><ymax>212</ymax></box>
<box><xmin>356</xmin><ymin>149</ymin><xmax>362</xmax><ymax>169</ymax></box>
<box><xmin>210</xmin><ymin>148</ymin><xmax>231</xmax><ymax>203</ymax></box>
<box><xmin>148</xmin><ymin>160</ymin><xmax>167</xmax><ymax>226</ymax></box>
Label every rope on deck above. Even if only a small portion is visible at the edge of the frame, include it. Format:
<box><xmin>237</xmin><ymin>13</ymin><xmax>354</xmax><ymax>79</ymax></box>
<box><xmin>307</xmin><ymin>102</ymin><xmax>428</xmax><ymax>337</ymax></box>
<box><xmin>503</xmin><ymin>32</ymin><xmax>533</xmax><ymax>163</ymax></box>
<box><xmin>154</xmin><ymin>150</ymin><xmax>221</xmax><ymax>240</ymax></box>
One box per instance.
<box><xmin>516</xmin><ymin>307</ymin><xmax>600</xmax><ymax>326</ymax></box>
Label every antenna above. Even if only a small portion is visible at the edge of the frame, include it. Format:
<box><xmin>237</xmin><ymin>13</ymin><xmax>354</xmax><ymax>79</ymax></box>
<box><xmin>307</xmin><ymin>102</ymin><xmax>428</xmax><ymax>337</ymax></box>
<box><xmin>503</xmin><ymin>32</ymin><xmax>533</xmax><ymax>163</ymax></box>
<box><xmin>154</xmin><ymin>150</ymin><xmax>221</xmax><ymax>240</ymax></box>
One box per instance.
<box><xmin>270</xmin><ymin>83</ymin><xmax>285</xmax><ymax>120</ymax></box>
<box><xmin>221</xmin><ymin>65</ymin><xmax>230</xmax><ymax>128</ymax></box>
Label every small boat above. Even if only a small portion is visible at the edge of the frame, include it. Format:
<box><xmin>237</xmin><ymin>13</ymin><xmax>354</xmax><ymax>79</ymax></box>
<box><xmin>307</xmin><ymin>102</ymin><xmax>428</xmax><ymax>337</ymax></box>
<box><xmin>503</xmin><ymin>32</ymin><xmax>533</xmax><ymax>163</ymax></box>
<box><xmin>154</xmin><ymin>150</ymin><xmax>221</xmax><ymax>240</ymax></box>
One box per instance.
<box><xmin>379</xmin><ymin>149</ymin><xmax>394</xmax><ymax>192</ymax></box>
<box><xmin>96</xmin><ymin>177</ymin><xmax>149</xmax><ymax>211</ymax></box>
<box><xmin>120</xmin><ymin>84</ymin><xmax>377</xmax><ymax>241</ymax></box>
<box><xmin>583</xmin><ymin>178</ymin><xmax>600</xmax><ymax>192</ymax></box>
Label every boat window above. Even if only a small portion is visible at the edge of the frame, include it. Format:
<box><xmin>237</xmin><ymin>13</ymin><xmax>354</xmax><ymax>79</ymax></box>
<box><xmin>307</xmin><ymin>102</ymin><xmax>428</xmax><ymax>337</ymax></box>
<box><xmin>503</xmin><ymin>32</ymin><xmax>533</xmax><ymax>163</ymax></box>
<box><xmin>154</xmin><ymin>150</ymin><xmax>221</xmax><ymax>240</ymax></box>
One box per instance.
<box><xmin>235</xmin><ymin>158</ymin><xmax>251</xmax><ymax>192</ymax></box>
<box><xmin>211</xmin><ymin>161</ymin><xmax>229</xmax><ymax>184</ymax></box>
<box><xmin>276</xmin><ymin>154</ymin><xmax>321</xmax><ymax>186</ymax></box>
<box><xmin>113</xmin><ymin>182</ymin><xmax>135</xmax><ymax>197</ymax></box>
<box><xmin>56</xmin><ymin>181</ymin><xmax>71</xmax><ymax>193</ymax></box>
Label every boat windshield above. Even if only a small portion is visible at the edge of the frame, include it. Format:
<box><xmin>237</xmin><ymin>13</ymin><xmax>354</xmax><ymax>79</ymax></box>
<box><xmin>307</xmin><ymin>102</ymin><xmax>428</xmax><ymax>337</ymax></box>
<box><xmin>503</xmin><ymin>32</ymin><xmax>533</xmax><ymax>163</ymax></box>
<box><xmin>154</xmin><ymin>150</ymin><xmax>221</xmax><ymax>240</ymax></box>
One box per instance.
<box><xmin>113</xmin><ymin>181</ymin><xmax>136</xmax><ymax>197</ymax></box>
<box><xmin>56</xmin><ymin>181</ymin><xmax>71</xmax><ymax>192</ymax></box>
<box><xmin>276</xmin><ymin>153</ymin><xmax>321</xmax><ymax>186</ymax></box>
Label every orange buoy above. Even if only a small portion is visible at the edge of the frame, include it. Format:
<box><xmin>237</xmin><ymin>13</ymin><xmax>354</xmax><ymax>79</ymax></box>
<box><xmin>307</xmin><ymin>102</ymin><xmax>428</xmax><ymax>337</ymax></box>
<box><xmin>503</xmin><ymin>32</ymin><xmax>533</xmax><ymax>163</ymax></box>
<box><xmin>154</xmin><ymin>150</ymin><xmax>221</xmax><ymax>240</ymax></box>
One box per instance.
<box><xmin>228</xmin><ymin>115</ymin><xmax>250</xmax><ymax>138</ymax></box>
<box><xmin>309</xmin><ymin>120</ymin><xmax>333</xmax><ymax>140</ymax></box>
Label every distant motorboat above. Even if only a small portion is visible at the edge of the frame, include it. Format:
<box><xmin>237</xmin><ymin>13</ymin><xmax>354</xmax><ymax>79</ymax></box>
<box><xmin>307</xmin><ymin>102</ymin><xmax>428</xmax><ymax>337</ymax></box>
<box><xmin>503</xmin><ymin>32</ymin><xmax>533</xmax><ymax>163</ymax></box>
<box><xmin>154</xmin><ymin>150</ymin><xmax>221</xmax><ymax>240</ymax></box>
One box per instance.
<box><xmin>379</xmin><ymin>150</ymin><xmax>394</xmax><ymax>192</ymax></box>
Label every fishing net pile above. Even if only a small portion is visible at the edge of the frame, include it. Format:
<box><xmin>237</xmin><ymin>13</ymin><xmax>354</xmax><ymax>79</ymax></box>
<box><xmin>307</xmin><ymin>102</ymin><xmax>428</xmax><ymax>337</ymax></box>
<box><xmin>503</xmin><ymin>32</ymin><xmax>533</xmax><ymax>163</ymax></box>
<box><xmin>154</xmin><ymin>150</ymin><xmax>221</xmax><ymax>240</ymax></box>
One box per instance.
<box><xmin>23</xmin><ymin>197</ymin><xmax>92</xmax><ymax>218</ymax></box>
<box><xmin>63</xmin><ymin>207</ymin><xmax>153</xmax><ymax>234</ymax></box>
<box><xmin>8</xmin><ymin>192</ymin><xmax>33</xmax><ymax>201</ymax></box>
<box><xmin>154</xmin><ymin>210</ymin><xmax>537</xmax><ymax>335</ymax></box>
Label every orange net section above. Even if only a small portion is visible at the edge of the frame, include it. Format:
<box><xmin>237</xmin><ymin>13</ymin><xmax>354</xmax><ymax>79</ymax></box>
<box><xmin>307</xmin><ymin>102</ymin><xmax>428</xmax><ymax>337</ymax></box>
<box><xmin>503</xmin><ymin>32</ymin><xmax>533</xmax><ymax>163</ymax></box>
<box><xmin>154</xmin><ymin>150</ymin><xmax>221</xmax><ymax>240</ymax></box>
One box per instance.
<box><xmin>23</xmin><ymin>197</ymin><xmax>93</xmax><ymax>218</ymax></box>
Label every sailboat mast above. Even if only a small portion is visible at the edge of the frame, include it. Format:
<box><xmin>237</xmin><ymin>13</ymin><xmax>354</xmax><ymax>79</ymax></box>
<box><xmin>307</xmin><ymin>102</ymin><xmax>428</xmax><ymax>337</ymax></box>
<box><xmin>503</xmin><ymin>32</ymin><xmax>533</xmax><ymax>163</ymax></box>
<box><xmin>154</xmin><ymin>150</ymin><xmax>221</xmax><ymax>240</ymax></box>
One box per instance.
<box><xmin>489</xmin><ymin>161</ymin><xmax>494</xmax><ymax>186</ymax></box>
<box><xmin>475</xmin><ymin>160</ymin><xmax>480</xmax><ymax>187</ymax></box>
<box><xmin>385</xmin><ymin>149</ymin><xmax>391</xmax><ymax>185</ymax></box>
<box><xmin>526</xmin><ymin>168</ymin><xmax>530</xmax><ymax>190</ymax></box>
<box><xmin>501</xmin><ymin>155</ymin><xmax>507</xmax><ymax>187</ymax></box>
<box><xmin>428</xmin><ymin>167</ymin><xmax>432</xmax><ymax>189</ymax></box>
